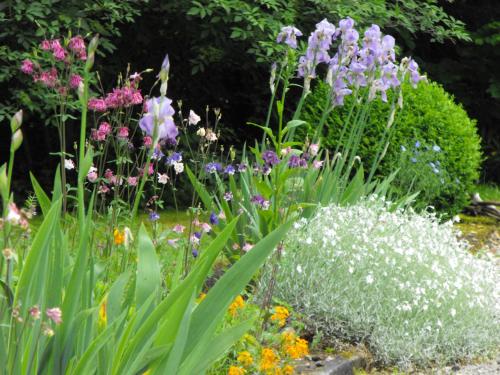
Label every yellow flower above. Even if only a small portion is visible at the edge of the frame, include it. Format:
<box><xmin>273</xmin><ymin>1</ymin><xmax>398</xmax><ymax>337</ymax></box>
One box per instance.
<box><xmin>237</xmin><ymin>350</ymin><xmax>253</xmax><ymax>367</ymax></box>
<box><xmin>282</xmin><ymin>364</ymin><xmax>294</xmax><ymax>375</ymax></box>
<box><xmin>114</xmin><ymin>229</ymin><xmax>125</xmax><ymax>245</ymax></box>
<box><xmin>270</xmin><ymin>306</ymin><xmax>289</xmax><ymax>327</ymax></box>
<box><xmin>285</xmin><ymin>338</ymin><xmax>309</xmax><ymax>359</ymax></box>
<box><xmin>281</xmin><ymin>331</ymin><xmax>296</xmax><ymax>346</ymax></box>
<box><xmin>259</xmin><ymin>348</ymin><xmax>279</xmax><ymax>371</ymax></box>
<box><xmin>228</xmin><ymin>365</ymin><xmax>246</xmax><ymax>375</ymax></box>
<box><xmin>228</xmin><ymin>295</ymin><xmax>245</xmax><ymax>317</ymax></box>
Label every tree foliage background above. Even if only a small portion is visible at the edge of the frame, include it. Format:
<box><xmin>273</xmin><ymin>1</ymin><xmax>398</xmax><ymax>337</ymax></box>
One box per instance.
<box><xmin>1</xmin><ymin>0</ymin><xmax>498</xmax><ymax>195</ymax></box>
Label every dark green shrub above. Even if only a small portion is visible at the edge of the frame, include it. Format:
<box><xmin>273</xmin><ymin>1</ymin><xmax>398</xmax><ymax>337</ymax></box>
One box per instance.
<box><xmin>300</xmin><ymin>80</ymin><xmax>482</xmax><ymax>214</ymax></box>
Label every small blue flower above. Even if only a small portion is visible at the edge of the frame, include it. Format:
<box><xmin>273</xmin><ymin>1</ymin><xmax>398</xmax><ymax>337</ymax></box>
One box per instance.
<box><xmin>414</xmin><ymin>141</ymin><xmax>421</xmax><ymax>148</ymax></box>
<box><xmin>205</xmin><ymin>162</ymin><xmax>222</xmax><ymax>174</ymax></box>
<box><xmin>224</xmin><ymin>165</ymin><xmax>236</xmax><ymax>175</ymax></box>
<box><xmin>166</xmin><ymin>152</ymin><xmax>182</xmax><ymax>165</ymax></box>
<box><xmin>192</xmin><ymin>249</ymin><xmax>198</xmax><ymax>258</ymax></box>
<box><xmin>432</xmin><ymin>145</ymin><xmax>441</xmax><ymax>152</ymax></box>
<box><xmin>149</xmin><ymin>211</ymin><xmax>160</xmax><ymax>221</ymax></box>
<box><xmin>194</xmin><ymin>231</ymin><xmax>202</xmax><ymax>239</ymax></box>
<box><xmin>209</xmin><ymin>212</ymin><xmax>219</xmax><ymax>225</ymax></box>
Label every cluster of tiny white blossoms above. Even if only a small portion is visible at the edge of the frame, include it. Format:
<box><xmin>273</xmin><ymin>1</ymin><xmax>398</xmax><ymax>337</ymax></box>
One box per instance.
<box><xmin>263</xmin><ymin>196</ymin><xmax>499</xmax><ymax>368</ymax></box>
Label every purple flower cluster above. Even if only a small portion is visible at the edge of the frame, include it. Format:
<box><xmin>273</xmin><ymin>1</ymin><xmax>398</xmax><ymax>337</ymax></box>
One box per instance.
<box><xmin>251</xmin><ymin>195</ymin><xmax>270</xmax><ymax>210</ymax></box>
<box><xmin>262</xmin><ymin>150</ymin><xmax>280</xmax><ymax>166</ymax></box>
<box><xmin>283</xmin><ymin>17</ymin><xmax>425</xmax><ymax>104</ymax></box>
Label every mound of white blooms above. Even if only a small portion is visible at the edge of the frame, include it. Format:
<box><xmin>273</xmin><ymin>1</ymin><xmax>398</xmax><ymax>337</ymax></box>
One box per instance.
<box><xmin>262</xmin><ymin>197</ymin><xmax>499</xmax><ymax>368</ymax></box>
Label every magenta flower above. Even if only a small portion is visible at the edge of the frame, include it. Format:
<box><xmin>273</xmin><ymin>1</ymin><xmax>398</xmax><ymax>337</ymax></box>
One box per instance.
<box><xmin>69</xmin><ymin>36</ymin><xmax>85</xmax><ymax>52</ymax></box>
<box><xmin>40</xmin><ymin>40</ymin><xmax>51</xmax><ymax>51</ymax></box>
<box><xmin>21</xmin><ymin>59</ymin><xmax>34</xmax><ymax>75</ymax></box>
<box><xmin>139</xmin><ymin>97</ymin><xmax>178</xmax><ymax>142</ymax></box>
<box><xmin>117</xmin><ymin>126</ymin><xmax>129</xmax><ymax>139</ymax></box>
<box><xmin>69</xmin><ymin>74</ymin><xmax>82</xmax><ymax>89</ymax></box>
<box><xmin>127</xmin><ymin>176</ymin><xmax>138</xmax><ymax>186</ymax></box>
<box><xmin>36</xmin><ymin>68</ymin><xmax>58</xmax><ymax>87</ymax></box>
<box><xmin>46</xmin><ymin>307</ymin><xmax>62</xmax><ymax>325</ymax></box>
<box><xmin>88</xmin><ymin>98</ymin><xmax>107</xmax><ymax>112</ymax></box>
<box><xmin>143</xmin><ymin>136</ymin><xmax>153</xmax><ymax>147</ymax></box>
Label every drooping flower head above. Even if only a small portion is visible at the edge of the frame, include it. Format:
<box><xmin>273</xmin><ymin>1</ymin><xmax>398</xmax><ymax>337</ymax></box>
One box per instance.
<box><xmin>139</xmin><ymin>97</ymin><xmax>178</xmax><ymax>143</ymax></box>
<box><xmin>277</xmin><ymin>26</ymin><xmax>303</xmax><ymax>49</ymax></box>
<box><xmin>262</xmin><ymin>150</ymin><xmax>280</xmax><ymax>166</ymax></box>
<box><xmin>21</xmin><ymin>59</ymin><xmax>34</xmax><ymax>75</ymax></box>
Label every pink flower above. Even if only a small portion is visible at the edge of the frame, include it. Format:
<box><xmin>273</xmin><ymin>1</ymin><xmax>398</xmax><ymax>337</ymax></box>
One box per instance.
<box><xmin>6</xmin><ymin>203</ymin><xmax>21</xmax><ymax>225</ymax></box>
<box><xmin>50</xmin><ymin>39</ymin><xmax>62</xmax><ymax>50</ymax></box>
<box><xmin>69</xmin><ymin>36</ymin><xmax>85</xmax><ymax>53</ymax></box>
<box><xmin>99</xmin><ymin>122</ymin><xmax>112</xmax><ymax>136</ymax></box>
<box><xmin>69</xmin><ymin>74</ymin><xmax>82</xmax><ymax>89</ymax></box>
<box><xmin>127</xmin><ymin>176</ymin><xmax>138</xmax><ymax>186</ymax></box>
<box><xmin>117</xmin><ymin>126</ymin><xmax>129</xmax><ymax>139</ymax></box>
<box><xmin>29</xmin><ymin>306</ymin><xmax>41</xmax><ymax>320</ymax></box>
<box><xmin>98</xmin><ymin>184</ymin><xmax>110</xmax><ymax>194</ymax></box>
<box><xmin>104</xmin><ymin>169</ymin><xmax>114</xmax><ymax>180</ymax></box>
<box><xmin>87</xmin><ymin>167</ymin><xmax>98</xmax><ymax>183</ymax></box>
<box><xmin>201</xmin><ymin>223</ymin><xmax>211</xmax><ymax>233</ymax></box>
<box><xmin>242</xmin><ymin>243</ymin><xmax>254</xmax><ymax>252</ymax></box>
<box><xmin>312</xmin><ymin>160</ymin><xmax>324</xmax><ymax>169</ymax></box>
<box><xmin>143</xmin><ymin>136</ymin><xmax>153</xmax><ymax>147</ymax></box>
<box><xmin>188</xmin><ymin>110</ymin><xmax>201</xmax><ymax>125</ymax></box>
<box><xmin>53</xmin><ymin>46</ymin><xmax>66</xmax><ymax>61</ymax></box>
<box><xmin>309</xmin><ymin>143</ymin><xmax>320</xmax><ymax>156</ymax></box>
<box><xmin>172</xmin><ymin>224</ymin><xmax>185</xmax><ymax>233</ymax></box>
<box><xmin>148</xmin><ymin>163</ymin><xmax>154</xmax><ymax>175</ymax></box>
<box><xmin>37</xmin><ymin>68</ymin><xmax>58</xmax><ymax>87</ymax></box>
<box><xmin>46</xmin><ymin>307</ymin><xmax>62</xmax><ymax>324</ymax></box>
<box><xmin>40</xmin><ymin>40</ymin><xmax>51</xmax><ymax>50</ymax></box>
<box><xmin>20</xmin><ymin>59</ymin><xmax>34</xmax><ymax>75</ymax></box>
<box><xmin>88</xmin><ymin>98</ymin><xmax>107</xmax><ymax>112</ymax></box>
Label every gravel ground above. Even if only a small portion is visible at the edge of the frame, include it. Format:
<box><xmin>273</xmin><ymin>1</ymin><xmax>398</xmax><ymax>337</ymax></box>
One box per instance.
<box><xmin>438</xmin><ymin>357</ymin><xmax>500</xmax><ymax>374</ymax></box>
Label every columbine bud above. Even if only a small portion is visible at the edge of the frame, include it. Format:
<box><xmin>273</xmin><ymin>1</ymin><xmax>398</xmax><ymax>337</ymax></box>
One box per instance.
<box><xmin>269</xmin><ymin>62</ymin><xmax>277</xmax><ymax>94</ymax></box>
<box><xmin>77</xmin><ymin>81</ymin><xmax>85</xmax><ymax>101</ymax></box>
<box><xmin>159</xmin><ymin>54</ymin><xmax>170</xmax><ymax>96</ymax></box>
<box><xmin>11</xmin><ymin>129</ymin><xmax>23</xmax><ymax>152</ymax></box>
<box><xmin>10</xmin><ymin>110</ymin><xmax>23</xmax><ymax>132</ymax></box>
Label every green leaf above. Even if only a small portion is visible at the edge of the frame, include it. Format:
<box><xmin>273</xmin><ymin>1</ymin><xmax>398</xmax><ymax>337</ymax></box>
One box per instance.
<box><xmin>30</xmin><ymin>172</ymin><xmax>51</xmax><ymax>216</ymax></box>
<box><xmin>185</xmin><ymin>165</ymin><xmax>213</xmax><ymax>210</ymax></box>
<box><xmin>136</xmin><ymin>224</ymin><xmax>161</xmax><ymax>307</ymax></box>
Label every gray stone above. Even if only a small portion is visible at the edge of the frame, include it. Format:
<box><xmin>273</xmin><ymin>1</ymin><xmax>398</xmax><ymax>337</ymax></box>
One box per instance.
<box><xmin>295</xmin><ymin>355</ymin><xmax>366</xmax><ymax>375</ymax></box>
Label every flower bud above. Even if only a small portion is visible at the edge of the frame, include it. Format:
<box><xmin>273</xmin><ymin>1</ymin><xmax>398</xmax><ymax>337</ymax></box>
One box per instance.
<box><xmin>77</xmin><ymin>81</ymin><xmax>85</xmax><ymax>101</ymax></box>
<box><xmin>85</xmin><ymin>35</ymin><xmax>99</xmax><ymax>71</ymax></box>
<box><xmin>10</xmin><ymin>110</ymin><xmax>23</xmax><ymax>132</ymax></box>
<box><xmin>11</xmin><ymin>129</ymin><xmax>23</xmax><ymax>152</ymax></box>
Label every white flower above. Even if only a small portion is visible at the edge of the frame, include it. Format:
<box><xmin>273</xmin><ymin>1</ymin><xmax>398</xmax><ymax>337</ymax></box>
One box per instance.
<box><xmin>188</xmin><ymin>110</ymin><xmax>201</xmax><ymax>125</ymax></box>
<box><xmin>158</xmin><ymin>173</ymin><xmax>169</xmax><ymax>184</ymax></box>
<box><xmin>296</xmin><ymin>265</ymin><xmax>303</xmax><ymax>273</ymax></box>
<box><xmin>450</xmin><ymin>308</ymin><xmax>456</xmax><ymax>317</ymax></box>
<box><xmin>366</xmin><ymin>274</ymin><xmax>374</xmax><ymax>284</ymax></box>
<box><xmin>64</xmin><ymin>159</ymin><xmax>75</xmax><ymax>170</ymax></box>
<box><xmin>205</xmin><ymin>128</ymin><xmax>217</xmax><ymax>142</ymax></box>
<box><xmin>196</xmin><ymin>128</ymin><xmax>206</xmax><ymax>137</ymax></box>
<box><xmin>173</xmin><ymin>162</ymin><xmax>184</xmax><ymax>174</ymax></box>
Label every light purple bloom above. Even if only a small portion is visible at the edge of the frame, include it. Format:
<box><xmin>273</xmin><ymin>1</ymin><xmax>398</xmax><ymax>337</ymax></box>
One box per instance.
<box><xmin>223</xmin><ymin>192</ymin><xmax>233</xmax><ymax>201</ymax></box>
<box><xmin>277</xmin><ymin>26</ymin><xmax>303</xmax><ymax>49</ymax></box>
<box><xmin>149</xmin><ymin>211</ymin><xmax>160</xmax><ymax>221</ymax></box>
<box><xmin>262</xmin><ymin>150</ymin><xmax>280</xmax><ymax>166</ymax></box>
<box><xmin>139</xmin><ymin>97</ymin><xmax>178</xmax><ymax>142</ymax></box>
<box><xmin>251</xmin><ymin>195</ymin><xmax>270</xmax><ymax>210</ymax></box>
<box><xmin>166</xmin><ymin>152</ymin><xmax>182</xmax><ymax>165</ymax></box>
<box><xmin>205</xmin><ymin>162</ymin><xmax>222</xmax><ymax>174</ymax></box>
<box><xmin>224</xmin><ymin>165</ymin><xmax>236</xmax><ymax>175</ymax></box>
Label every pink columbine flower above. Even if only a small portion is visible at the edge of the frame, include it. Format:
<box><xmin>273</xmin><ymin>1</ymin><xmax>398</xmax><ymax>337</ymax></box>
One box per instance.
<box><xmin>40</xmin><ymin>40</ymin><xmax>51</xmax><ymax>50</ymax></box>
<box><xmin>37</xmin><ymin>68</ymin><xmax>58</xmax><ymax>87</ymax></box>
<box><xmin>69</xmin><ymin>36</ymin><xmax>85</xmax><ymax>53</ymax></box>
<box><xmin>21</xmin><ymin>59</ymin><xmax>34</xmax><ymax>75</ymax></box>
<box><xmin>242</xmin><ymin>243</ymin><xmax>254</xmax><ymax>252</ymax></box>
<box><xmin>104</xmin><ymin>169</ymin><xmax>114</xmax><ymax>180</ymax></box>
<box><xmin>309</xmin><ymin>143</ymin><xmax>320</xmax><ymax>156</ymax></box>
<box><xmin>127</xmin><ymin>176</ymin><xmax>138</xmax><ymax>186</ymax></box>
<box><xmin>99</xmin><ymin>122</ymin><xmax>112</xmax><ymax>135</ymax></box>
<box><xmin>6</xmin><ymin>203</ymin><xmax>21</xmax><ymax>225</ymax></box>
<box><xmin>98</xmin><ymin>184</ymin><xmax>110</xmax><ymax>194</ymax></box>
<box><xmin>87</xmin><ymin>167</ymin><xmax>98</xmax><ymax>183</ymax></box>
<box><xmin>312</xmin><ymin>160</ymin><xmax>324</xmax><ymax>169</ymax></box>
<box><xmin>50</xmin><ymin>39</ymin><xmax>62</xmax><ymax>50</ymax></box>
<box><xmin>190</xmin><ymin>235</ymin><xmax>200</xmax><ymax>246</ymax></box>
<box><xmin>29</xmin><ymin>306</ymin><xmax>41</xmax><ymax>320</ymax></box>
<box><xmin>143</xmin><ymin>136</ymin><xmax>153</xmax><ymax>147</ymax></box>
<box><xmin>148</xmin><ymin>163</ymin><xmax>154</xmax><ymax>175</ymax></box>
<box><xmin>88</xmin><ymin>98</ymin><xmax>107</xmax><ymax>112</ymax></box>
<box><xmin>53</xmin><ymin>46</ymin><xmax>66</xmax><ymax>61</ymax></box>
<box><xmin>172</xmin><ymin>224</ymin><xmax>185</xmax><ymax>233</ymax></box>
<box><xmin>69</xmin><ymin>74</ymin><xmax>82</xmax><ymax>89</ymax></box>
<box><xmin>117</xmin><ymin>126</ymin><xmax>129</xmax><ymax>139</ymax></box>
<box><xmin>46</xmin><ymin>307</ymin><xmax>62</xmax><ymax>325</ymax></box>
<box><xmin>201</xmin><ymin>223</ymin><xmax>211</xmax><ymax>233</ymax></box>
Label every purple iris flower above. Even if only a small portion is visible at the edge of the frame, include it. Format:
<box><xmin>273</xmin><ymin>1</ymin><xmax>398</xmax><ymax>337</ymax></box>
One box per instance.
<box><xmin>192</xmin><ymin>249</ymin><xmax>198</xmax><ymax>258</ymax></box>
<box><xmin>149</xmin><ymin>211</ymin><xmax>160</xmax><ymax>221</ymax></box>
<box><xmin>251</xmin><ymin>195</ymin><xmax>270</xmax><ymax>210</ymax></box>
<box><xmin>276</xmin><ymin>26</ymin><xmax>303</xmax><ymax>49</ymax></box>
<box><xmin>205</xmin><ymin>162</ymin><xmax>222</xmax><ymax>174</ymax></box>
<box><xmin>139</xmin><ymin>97</ymin><xmax>178</xmax><ymax>142</ymax></box>
<box><xmin>288</xmin><ymin>155</ymin><xmax>307</xmax><ymax>168</ymax></box>
<box><xmin>262</xmin><ymin>150</ymin><xmax>280</xmax><ymax>166</ymax></box>
<box><xmin>194</xmin><ymin>231</ymin><xmax>202</xmax><ymax>239</ymax></box>
<box><xmin>209</xmin><ymin>212</ymin><xmax>219</xmax><ymax>225</ymax></box>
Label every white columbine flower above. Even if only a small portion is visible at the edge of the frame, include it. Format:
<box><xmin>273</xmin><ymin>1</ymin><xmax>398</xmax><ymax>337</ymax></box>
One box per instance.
<box><xmin>188</xmin><ymin>110</ymin><xmax>201</xmax><ymax>125</ymax></box>
<box><xmin>64</xmin><ymin>159</ymin><xmax>75</xmax><ymax>170</ymax></box>
<box><xmin>173</xmin><ymin>162</ymin><xmax>184</xmax><ymax>174</ymax></box>
<box><xmin>158</xmin><ymin>173</ymin><xmax>169</xmax><ymax>184</ymax></box>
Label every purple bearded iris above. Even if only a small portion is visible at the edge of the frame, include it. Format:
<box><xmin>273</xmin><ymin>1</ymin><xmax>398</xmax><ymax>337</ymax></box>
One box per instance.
<box><xmin>139</xmin><ymin>97</ymin><xmax>178</xmax><ymax>143</ymax></box>
<box><xmin>276</xmin><ymin>26</ymin><xmax>303</xmax><ymax>49</ymax></box>
<box><xmin>262</xmin><ymin>150</ymin><xmax>280</xmax><ymax>166</ymax></box>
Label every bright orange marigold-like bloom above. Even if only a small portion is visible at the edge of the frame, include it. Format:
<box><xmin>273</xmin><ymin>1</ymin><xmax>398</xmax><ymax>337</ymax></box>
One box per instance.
<box><xmin>228</xmin><ymin>365</ymin><xmax>246</xmax><ymax>375</ymax></box>
<box><xmin>260</xmin><ymin>348</ymin><xmax>279</xmax><ymax>371</ymax></box>
<box><xmin>228</xmin><ymin>295</ymin><xmax>245</xmax><ymax>316</ymax></box>
<box><xmin>271</xmin><ymin>306</ymin><xmax>290</xmax><ymax>327</ymax></box>
<box><xmin>113</xmin><ymin>228</ymin><xmax>125</xmax><ymax>245</ymax></box>
<box><xmin>282</xmin><ymin>364</ymin><xmax>295</xmax><ymax>375</ymax></box>
<box><xmin>237</xmin><ymin>350</ymin><xmax>253</xmax><ymax>367</ymax></box>
<box><xmin>285</xmin><ymin>337</ymin><xmax>309</xmax><ymax>359</ymax></box>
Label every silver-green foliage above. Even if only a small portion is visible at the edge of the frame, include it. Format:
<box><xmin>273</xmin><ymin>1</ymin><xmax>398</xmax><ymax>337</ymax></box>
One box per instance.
<box><xmin>262</xmin><ymin>197</ymin><xmax>499</xmax><ymax>368</ymax></box>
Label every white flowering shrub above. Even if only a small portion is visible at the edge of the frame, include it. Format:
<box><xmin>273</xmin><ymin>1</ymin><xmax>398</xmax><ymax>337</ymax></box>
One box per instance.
<box><xmin>263</xmin><ymin>197</ymin><xmax>499</xmax><ymax>368</ymax></box>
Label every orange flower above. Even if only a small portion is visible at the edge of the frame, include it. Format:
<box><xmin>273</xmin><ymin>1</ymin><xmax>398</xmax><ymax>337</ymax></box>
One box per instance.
<box><xmin>98</xmin><ymin>297</ymin><xmax>107</xmax><ymax>327</ymax></box>
<box><xmin>285</xmin><ymin>337</ymin><xmax>309</xmax><ymax>359</ymax></box>
<box><xmin>113</xmin><ymin>229</ymin><xmax>125</xmax><ymax>245</ymax></box>
<box><xmin>197</xmin><ymin>292</ymin><xmax>207</xmax><ymax>303</ymax></box>
<box><xmin>270</xmin><ymin>306</ymin><xmax>290</xmax><ymax>327</ymax></box>
<box><xmin>260</xmin><ymin>348</ymin><xmax>279</xmax><ymax>371</ymax></box>
<box><xmin>237</xmin><ymin>350</ymin><xmax>253</xmax><ymax>367</ymax></box>
<box><xmin>228</xmin><ymin>295</ymin><xmax>245</xmax><ymax>317</ymax></box>
<box><xmin>228</xmin><ymin>365</ymin><xmax>246</xmax><ymax>375</ymax></box>
<box><xmin>282</xmin><ymin>364</ymin><xmax>294</xmax><ymax>375</ymax></box>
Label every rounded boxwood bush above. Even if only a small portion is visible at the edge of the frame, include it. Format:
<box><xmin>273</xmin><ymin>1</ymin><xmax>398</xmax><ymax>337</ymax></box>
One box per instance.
<box><xmin>300</xmin><ymin>80</ymin><xmax>482</xmax><ymax>214</ymax></box>
<box><xmin>261</xmin><ymin>198</ymin><xmax>499</xmax><ymax>369</ymax></box>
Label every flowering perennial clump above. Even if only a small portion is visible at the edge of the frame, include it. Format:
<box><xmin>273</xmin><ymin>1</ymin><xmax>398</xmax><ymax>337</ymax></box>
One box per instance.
<box><xmin>264</xmin><ymin>197</ymin><xmax>500</xmax><ymax>368</ymax></box>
